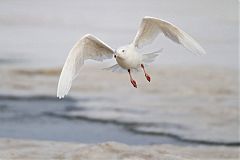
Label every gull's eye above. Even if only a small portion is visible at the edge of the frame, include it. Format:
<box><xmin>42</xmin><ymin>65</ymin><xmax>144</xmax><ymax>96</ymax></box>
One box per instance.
<box><xmin>122</xmin><ymin>50</ymin><xmax>125</xmax><ymax>53</ymax></box>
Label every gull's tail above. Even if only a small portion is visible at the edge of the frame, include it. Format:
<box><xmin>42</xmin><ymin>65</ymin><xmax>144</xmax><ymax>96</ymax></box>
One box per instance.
<box><xmin>142</xmin><ymin>48</ymin><xmax>163</xmax><ymax>63</ymax></box>
<box><xmin>103</xmin><ymin>64</ymin><xmax>126</xmax><ymax>73</ymax></box>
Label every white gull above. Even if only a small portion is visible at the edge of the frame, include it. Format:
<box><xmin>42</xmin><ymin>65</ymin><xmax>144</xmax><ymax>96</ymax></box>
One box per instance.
<box><xmin>57</xmin><ymin>16</ymin><xmax>206</xmax><ymax>99</ymax></box>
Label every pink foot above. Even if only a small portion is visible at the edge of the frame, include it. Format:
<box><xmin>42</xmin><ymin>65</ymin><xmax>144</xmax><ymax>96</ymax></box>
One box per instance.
<box><xmin>145</xmin><ymin>74</ymin><xmax>151</xmax><ymax>82</ymax></box>
<box><xmin>130</xmin><ymin>79</ymin><xmax>137</xmax><ymax>88</ymax></box>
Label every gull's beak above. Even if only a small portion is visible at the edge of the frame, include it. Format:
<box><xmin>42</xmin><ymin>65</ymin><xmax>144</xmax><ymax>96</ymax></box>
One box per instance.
<box><xmin>114</xmin><ymin>50</ymin><xmax>117</xmax><ymax>58</ymax></box>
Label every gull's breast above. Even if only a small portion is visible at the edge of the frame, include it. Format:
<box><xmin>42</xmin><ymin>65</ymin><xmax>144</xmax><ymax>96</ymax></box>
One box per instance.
<box><xmin>116</xmin><ymin>53</ymin><xmax>142</xmax><ymax>70</ymax></box>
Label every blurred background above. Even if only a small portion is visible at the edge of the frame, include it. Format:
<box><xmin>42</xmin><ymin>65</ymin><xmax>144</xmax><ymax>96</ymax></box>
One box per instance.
<box><xmin>0</xmin><ymin>0</ymin><xmax>238</xmax><ymax>146</ymax></box>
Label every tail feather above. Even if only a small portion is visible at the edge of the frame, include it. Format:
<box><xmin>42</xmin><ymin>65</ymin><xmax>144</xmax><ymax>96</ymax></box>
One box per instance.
<box><xmin>103</xmin><ymin>64</ymin><xmax>126</xmax><ymax>73</ymax></box>
<box><xmin>104</xmin><ymin>64</ymin><xmax>140</xmax><ymax>73</ymax></box>
<box><xmin>142</xmin><ymin>48</ymin><xmax>163</xmax><ymax>63</ymax></box>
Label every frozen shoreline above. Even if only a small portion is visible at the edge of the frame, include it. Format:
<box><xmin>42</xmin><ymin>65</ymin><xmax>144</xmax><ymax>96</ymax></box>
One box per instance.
<box><xmin>0</xmin><ymin>138</ymin><xmax>239</xmax><ymax>160</ymax></box>
<box><xmin>0</xmin><ymin>65</ymin><xmax>238</xmax><ymax>145</ymax></box>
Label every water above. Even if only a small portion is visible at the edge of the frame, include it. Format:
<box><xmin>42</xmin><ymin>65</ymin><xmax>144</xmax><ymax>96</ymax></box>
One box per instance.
<box><xmin>0</xmin><ymin>64</ymin><xmax>238</xmax><ymax>145</ymax></box>
<box><xmin>0</xmin><ymin>0</ymin><xmax>238</xmax><ymax>146</ymax></box>
<box><xmin>0</xmin><ymin>95</ymin><xmax>187</xmax><ymax>145</ymax></box>
<box><xmin>0</xmin><ymin>94</ymin><xmax>238</xmax><ymax>146</ymax></box>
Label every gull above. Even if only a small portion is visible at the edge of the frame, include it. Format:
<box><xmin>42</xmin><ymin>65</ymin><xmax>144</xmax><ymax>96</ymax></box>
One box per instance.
<box><xmin>57</xmin><ymin>16</ymin><xmax>206</xmax><ymax>99</ymax></box>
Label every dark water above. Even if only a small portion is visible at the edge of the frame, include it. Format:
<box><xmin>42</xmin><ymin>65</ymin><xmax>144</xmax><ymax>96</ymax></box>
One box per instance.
<box><xmin>0</xmin><ymin>95</ymin><xmax>184</xmax><ymax>145</ymax></box>
<box><xmin>0</xmin><ymin>95</ymin><xmax>239</xmax><ymax>146</ymax></box>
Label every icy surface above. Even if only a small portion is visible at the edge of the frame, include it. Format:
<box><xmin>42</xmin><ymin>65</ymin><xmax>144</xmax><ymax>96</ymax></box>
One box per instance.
<box><xmin>0</xmin><ymin>139</ymin><xmax>239</xmax><ymax>160</ymax></box>
<box><xmin>0</xmin><ymin>66</ymin><xmax>238</xmax><ymax>145</ymax></box>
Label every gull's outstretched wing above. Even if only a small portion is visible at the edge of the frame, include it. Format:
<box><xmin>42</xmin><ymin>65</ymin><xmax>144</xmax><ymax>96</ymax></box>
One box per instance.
<box><xmin>57</xmin><ymin>34</ymin><xmax>114</xmax><ymax>99</ymax></box>
<box><xmin>132</xmin><ymin>16</ymin><xmax>206</xmax><ymax>54</ymax></box>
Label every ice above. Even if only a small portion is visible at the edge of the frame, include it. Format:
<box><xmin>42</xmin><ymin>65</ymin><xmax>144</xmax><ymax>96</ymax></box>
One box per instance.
<box><xmin>0</xmin><ymin>66</ymin><xmax>238</xmax><ymax>145</ymax></box>
<box><xmin>0</xmin><ymin>139</ymin><xmax>239</xmax><ymax>160</ymax></box>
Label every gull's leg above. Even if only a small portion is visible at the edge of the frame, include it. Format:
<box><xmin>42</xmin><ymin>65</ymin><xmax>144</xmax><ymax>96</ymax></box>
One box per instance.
<box><xmin>141</xmin><ymin>64</ymin><xmax>151</xmax><ymax>82</ymax></box>
<box><xmin>128</xmin><ymin>69</ymin><xmax>137</xmax><ymax>88</ymax></box>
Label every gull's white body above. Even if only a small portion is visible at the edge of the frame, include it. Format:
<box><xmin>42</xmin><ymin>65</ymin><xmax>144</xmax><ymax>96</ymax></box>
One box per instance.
<box><xmin>57</xmin><ymin>16</ymin><xmax>206</xmax><ymax>99</ymax></box>
<box><xmin>115</xmin><ymin>44</ymin><xmax>142</xmax><ymax>70</ymax></box>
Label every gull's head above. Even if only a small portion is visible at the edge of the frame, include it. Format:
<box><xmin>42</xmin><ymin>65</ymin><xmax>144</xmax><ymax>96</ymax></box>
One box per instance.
<box><xmin>114</xmin><ymin>46</ymin><xmax>128</xmax><ymax>59</ymax></box>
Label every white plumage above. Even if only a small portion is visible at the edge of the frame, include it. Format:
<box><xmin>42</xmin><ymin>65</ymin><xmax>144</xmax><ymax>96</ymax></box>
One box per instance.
<box><xmin>57</xmin><ymin>34</ymin><xmax>114</xmax><ymax>99</ymax></box>
<box><xmin>133</xmin><ymin>17</ymin><xmax>206</xmax><ymax>54</ymax></box>
<box><xmin>57</xmin><ymin>16</ymin><xmax>206</xmax><ymax>98</ymax></box>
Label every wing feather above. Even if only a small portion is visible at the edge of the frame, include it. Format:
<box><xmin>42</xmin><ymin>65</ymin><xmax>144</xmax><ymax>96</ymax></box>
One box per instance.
<box><xmin>133</xmin><ymin>16</ymin><xmax>206</xmax><ymax>54</ymax></box>
<box><xmin>57</xmin><ymin>34</ymin><xmax>114</xmax><ymax>98</ymax></box>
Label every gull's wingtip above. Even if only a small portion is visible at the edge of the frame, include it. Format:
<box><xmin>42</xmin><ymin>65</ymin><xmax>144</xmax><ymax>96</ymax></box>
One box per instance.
<box><xmin>57</xmin><ymin>95</ymin><xmax>64</xmax><ymax>99</ymax></box>
<box><xmin>191</xmin><ymin>47</ymin><xmax>207</xmax><ymax>56</ymax></box>
<box><xmin>57</xmin><ymin>91</ymin><xmax>65</xmax><ymax>99</ymax></box>
<box><xmin>196</xmin><ymin>46</ymin><xmax>207</xmax><ymax>55</ymax></box>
